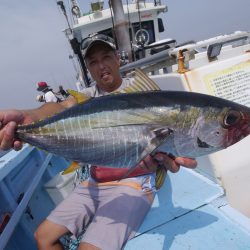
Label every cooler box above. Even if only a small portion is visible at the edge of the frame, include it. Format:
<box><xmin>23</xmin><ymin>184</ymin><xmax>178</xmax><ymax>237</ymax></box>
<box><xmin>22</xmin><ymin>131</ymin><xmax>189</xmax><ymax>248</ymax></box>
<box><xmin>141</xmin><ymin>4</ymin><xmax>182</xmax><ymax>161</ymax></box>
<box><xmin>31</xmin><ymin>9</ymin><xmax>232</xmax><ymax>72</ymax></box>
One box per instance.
<box><xmin>44</xmin><ymin>172</ymin><xmax>75</xmax><ymax>205</ymax></box>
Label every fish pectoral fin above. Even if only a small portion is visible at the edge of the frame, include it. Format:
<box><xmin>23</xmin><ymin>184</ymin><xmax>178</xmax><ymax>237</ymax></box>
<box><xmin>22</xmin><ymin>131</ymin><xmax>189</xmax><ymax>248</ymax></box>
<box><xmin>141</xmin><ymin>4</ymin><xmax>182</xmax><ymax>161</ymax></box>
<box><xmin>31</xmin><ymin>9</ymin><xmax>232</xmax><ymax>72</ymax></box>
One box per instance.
<box><xmin>67</xmin><ymin>89</ymin><xmax>91</xmax><ymax>104</ymax></box>
<box><xmin>114</xmin><ymin>69</ymin><xmax>160</xmax><ymax>94</ymax></box>
<box><xmin>119</xmin><ymin>127</ymin><xmax>174</xmax><ymax>180</ymax></box>
<box><xmin>62</xmin><ymin>161</ymin><xmax>81</xmax><ymax>175</ymax></box>
<box><xmin>145</xmin><ymin>127</ymin><xmax>174</xmax><ymax>156</ymax></box>
<box><xmin>135</xmin><ymin>127</ymin><xmax>174</xmax><ymax>167</ymax></box>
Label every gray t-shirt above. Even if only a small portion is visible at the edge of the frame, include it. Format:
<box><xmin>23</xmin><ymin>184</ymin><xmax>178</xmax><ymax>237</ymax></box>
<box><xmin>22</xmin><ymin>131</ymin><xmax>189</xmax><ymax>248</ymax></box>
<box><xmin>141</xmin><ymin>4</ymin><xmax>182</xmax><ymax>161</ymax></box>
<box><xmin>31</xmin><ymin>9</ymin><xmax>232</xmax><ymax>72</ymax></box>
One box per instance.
<box><xmin>80</xmin><ymin>78</ymin><xmax>132</xmax><ymax>97</ymax></box>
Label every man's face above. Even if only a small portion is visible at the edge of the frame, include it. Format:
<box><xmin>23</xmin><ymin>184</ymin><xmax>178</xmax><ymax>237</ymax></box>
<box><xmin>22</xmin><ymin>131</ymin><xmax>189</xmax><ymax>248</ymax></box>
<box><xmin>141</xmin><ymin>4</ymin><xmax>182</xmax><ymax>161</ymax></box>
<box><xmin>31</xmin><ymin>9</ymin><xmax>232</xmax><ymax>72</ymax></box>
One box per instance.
<box><xmin>85</xmin><ymin>43</ymin><xmax>122</xmax><ymax>92</ymax></box>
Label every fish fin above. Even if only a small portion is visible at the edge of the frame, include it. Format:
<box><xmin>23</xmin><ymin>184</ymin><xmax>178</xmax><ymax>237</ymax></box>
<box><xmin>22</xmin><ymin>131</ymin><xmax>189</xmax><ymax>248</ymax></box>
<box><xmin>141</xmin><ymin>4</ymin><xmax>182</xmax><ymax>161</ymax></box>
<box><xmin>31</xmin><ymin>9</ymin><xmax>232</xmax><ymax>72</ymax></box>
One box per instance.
<box><xmin>133</xmin><ymin>127</ymin><xmax>174</xmax><ymax>163</ymax></box>
<box><xmin>114</xmin><ymin>69</ymin><xmax>160</xmax><ymax>94</ymax></box>
<box><xmin>155</xmin><ymin>165</ymin><xmax>167</xmax><ymax>190</ymax></box>
<box><xmin>62</xmin><ymin>161</ymin><xmax>81</xmax><ymax>175</ymax></box>
<box><xmin>120</xmin><ymin>127</ymin><xmax>174</xmax><ymax>180</ymax></box>
<box><xmin>67</xmin><ymin>89</ymin><xmax>91</xmax><ymax>104</ymax></box>
<box><xmin>149</xmin><ymin>127</ymin><xmax>174</xmax><ymax>154</ymax></box>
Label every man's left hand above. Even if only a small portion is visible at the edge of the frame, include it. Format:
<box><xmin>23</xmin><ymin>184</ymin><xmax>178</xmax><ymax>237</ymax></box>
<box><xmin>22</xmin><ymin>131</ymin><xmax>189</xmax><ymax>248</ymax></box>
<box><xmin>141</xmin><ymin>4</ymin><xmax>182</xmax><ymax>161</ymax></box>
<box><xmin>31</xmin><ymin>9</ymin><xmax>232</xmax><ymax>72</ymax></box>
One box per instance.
<box><xmin>138</xmin><ymin>152</ymin><xmax>197</xmax><ymax>173</ymax></box>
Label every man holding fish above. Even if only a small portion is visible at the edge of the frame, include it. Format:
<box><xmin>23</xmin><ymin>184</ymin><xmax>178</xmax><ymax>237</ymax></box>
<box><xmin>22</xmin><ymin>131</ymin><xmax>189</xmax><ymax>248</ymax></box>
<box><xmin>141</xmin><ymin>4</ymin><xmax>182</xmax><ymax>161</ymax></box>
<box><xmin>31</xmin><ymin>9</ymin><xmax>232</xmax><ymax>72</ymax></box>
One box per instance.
<box><xmin>0</xmin><ymin>34</ymin><xmax>201</xmax><ymax>250</ymax></box>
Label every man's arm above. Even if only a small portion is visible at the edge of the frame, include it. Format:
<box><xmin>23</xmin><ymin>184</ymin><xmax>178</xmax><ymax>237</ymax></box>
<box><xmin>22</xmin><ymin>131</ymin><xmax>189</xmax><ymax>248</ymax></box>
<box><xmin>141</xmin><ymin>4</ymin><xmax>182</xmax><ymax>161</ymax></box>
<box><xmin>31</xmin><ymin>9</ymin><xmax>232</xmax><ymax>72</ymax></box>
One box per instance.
<box><xmin>26</xmin><ymin>95</ymin><xmax>77</xmax><ymax>121</ymax></box>
<box><xmin>0</xmin><ymin>96</ymin><xmax>77</xmax><ymax>151</ymax></box>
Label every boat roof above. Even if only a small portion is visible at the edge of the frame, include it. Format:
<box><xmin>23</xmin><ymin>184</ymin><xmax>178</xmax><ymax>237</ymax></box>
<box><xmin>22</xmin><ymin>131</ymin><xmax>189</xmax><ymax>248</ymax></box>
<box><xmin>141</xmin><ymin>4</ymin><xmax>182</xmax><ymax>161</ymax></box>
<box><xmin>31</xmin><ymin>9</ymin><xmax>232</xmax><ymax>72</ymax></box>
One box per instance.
<box><xmin>71</xmin><ymin>2</ymin><xmax>167</xmax><ymax>42</ymax></box>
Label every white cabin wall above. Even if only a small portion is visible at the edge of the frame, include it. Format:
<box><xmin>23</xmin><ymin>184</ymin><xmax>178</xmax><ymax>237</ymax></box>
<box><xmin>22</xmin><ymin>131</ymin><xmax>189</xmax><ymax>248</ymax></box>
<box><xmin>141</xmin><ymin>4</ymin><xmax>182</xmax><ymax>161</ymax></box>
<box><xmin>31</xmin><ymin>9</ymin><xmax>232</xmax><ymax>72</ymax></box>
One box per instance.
<box><xmin>152</xmin><ymin>44</ymin><xmax>250</xmax><ymax>217</ymax></box>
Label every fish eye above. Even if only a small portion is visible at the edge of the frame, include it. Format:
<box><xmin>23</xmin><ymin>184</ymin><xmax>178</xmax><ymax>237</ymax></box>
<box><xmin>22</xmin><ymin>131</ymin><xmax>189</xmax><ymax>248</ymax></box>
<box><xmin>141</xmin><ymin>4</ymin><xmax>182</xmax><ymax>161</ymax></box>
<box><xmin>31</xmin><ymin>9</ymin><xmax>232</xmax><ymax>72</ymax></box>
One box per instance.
<box><xmin>223</xmin><ymin>110</ymin><xmax>242</xmax><ymax>127</ymax></box>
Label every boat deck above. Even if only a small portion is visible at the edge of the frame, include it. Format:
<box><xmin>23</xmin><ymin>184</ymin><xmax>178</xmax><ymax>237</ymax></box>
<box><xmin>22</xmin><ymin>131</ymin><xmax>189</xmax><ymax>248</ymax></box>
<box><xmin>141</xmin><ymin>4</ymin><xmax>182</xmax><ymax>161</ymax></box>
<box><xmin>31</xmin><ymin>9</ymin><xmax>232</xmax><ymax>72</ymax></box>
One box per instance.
<box><xmin>125</xmin><ymin>168</ymin><xmax>250</xmax><ymax>250</ymax></box>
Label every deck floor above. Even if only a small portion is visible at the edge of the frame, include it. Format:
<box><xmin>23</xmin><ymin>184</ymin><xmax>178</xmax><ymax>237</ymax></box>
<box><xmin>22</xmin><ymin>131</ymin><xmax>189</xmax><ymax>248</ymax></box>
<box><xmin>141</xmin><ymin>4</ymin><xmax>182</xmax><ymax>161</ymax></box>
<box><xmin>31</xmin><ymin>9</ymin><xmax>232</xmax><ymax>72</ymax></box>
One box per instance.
<box><xmin>125</xmin><ymin>168</ymin><xmax>250</xmax><ymax>250</ymax></box>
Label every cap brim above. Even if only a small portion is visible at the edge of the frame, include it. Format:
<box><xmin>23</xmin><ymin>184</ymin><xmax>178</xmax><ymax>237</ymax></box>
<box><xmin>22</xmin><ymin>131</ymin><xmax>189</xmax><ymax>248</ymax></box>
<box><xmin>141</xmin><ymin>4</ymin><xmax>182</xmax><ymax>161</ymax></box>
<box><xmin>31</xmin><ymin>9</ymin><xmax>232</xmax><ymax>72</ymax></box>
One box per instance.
<box><xmin>37</xmin><ymin>86</ymin><xmax>48</xmax><ymax>91</ymax></box>
<box><xmin>83</xmin><ymin>40</ymin><xmax>116</xmax><ymax>59</ymax></box>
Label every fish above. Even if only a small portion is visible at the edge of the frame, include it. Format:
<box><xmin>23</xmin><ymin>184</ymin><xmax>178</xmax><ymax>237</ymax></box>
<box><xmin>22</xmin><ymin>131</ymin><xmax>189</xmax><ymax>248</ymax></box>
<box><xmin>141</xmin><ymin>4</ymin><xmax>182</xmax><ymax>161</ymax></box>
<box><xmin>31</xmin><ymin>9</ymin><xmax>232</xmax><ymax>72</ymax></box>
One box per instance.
<box><xmin>15</xmin><ymin>70</ymin><xmax>250</xmax><ymax>175</ymax></box>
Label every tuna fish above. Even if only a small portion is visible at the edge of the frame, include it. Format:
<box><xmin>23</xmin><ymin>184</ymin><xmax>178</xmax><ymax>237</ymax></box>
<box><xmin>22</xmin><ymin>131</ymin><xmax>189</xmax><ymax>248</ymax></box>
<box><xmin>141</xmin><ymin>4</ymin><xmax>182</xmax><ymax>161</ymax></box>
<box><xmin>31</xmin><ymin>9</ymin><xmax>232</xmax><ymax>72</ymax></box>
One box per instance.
<box><xmin>15</xmin><ymin>70</ymin><xmax>250</xmax><ymax>172</ymax></box>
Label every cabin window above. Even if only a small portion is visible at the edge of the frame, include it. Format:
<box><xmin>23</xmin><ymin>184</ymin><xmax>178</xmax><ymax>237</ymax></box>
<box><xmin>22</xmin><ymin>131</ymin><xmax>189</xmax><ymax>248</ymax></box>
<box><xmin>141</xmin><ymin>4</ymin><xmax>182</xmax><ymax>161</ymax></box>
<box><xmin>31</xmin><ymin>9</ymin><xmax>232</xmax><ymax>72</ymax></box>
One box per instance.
<box><xmin>97</xmin><ymin>21</ymin><xmax>155</xmax><ymax>46</ymax></box>
<box><xmin>158</xmin><ymin>18</ymin><xmax>164</xmax><ymax>33</ymax></box>
<box><xmin>132</xmin><ymin>20</ymin><xmax>155</xmax><ymax>45</ymax></box>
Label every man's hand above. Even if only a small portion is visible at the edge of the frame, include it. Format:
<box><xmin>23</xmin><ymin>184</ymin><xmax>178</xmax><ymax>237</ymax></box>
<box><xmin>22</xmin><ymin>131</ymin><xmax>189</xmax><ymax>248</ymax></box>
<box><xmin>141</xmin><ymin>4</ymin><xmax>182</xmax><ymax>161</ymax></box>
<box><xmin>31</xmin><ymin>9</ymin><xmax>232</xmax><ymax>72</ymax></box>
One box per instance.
<box><xmin>138</xmin><ymin>152</ymin><xmax>197</xmax><ymax>173</ymax></box>
<box><xmin>0</xmin><ymin>110</ymin><xmax>29</xmax><ymax>151</ymax></box>
<box><xmin>0</xmin><ymin>100</ymin><xmax>71</xmax><ymax>152</ymax></box>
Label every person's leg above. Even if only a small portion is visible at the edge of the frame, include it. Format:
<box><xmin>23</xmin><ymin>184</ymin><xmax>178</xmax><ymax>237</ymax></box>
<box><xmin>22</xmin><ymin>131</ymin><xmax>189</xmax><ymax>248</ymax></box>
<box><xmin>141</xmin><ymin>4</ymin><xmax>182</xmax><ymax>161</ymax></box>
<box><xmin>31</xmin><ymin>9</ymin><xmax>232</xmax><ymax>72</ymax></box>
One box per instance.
<box><xmin>35</xmin><ymin>184</ymin><xmax>98</xmax><ymax>250</ymax></box>
<box><xmin>80</xmin><ymin>184</ymin><xmax>154</xmax><ymax>250</ymax></box>
<box><xmin>34</xmin><ymin>219</ymin><xmax>69</xmax><ymax>250</ymax></box>
<box><xmin>78</xmin><ymin>242</ymin><xmax>101</xmax><ymax>250</ymax></box>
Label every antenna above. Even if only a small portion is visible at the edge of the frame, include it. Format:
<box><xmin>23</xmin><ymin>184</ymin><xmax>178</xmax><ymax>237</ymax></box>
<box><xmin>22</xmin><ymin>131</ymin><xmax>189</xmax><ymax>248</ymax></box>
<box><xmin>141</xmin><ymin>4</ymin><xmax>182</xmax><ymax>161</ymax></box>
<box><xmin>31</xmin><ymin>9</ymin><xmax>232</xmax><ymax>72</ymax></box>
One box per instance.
<box><xmin>57</xmin><ymin>0</ymin><xmax>72</xmax><ymax>30</ymax></box>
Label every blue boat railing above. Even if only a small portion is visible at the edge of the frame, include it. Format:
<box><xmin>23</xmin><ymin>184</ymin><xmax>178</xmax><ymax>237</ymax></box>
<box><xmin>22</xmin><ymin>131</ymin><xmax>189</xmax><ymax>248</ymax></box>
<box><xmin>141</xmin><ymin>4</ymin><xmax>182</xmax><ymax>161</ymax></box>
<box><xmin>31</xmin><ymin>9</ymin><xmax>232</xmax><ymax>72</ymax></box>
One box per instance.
<box><xmin>0</xmin><ymin>148</ymin><xmax>52</xmax><ymax>250</ymax></box>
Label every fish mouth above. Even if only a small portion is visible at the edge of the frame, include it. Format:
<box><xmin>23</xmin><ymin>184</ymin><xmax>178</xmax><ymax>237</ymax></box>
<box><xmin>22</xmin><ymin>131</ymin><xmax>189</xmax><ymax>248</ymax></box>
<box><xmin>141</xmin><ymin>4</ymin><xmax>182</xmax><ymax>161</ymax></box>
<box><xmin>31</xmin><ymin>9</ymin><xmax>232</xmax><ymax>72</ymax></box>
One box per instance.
<box><xmin>242</xmin><ymin>123</ymin><xmax>250</xmax><ymax>137</ymax></box>
<box><xmin>197</xmin><ymin>137</ymin><xmax>212</xmax><ymax>148</ymax></box>
<box><xmin>226</xmin><ymin>114</ymin><xmax>250</xmax><ymax>146</ymax></box>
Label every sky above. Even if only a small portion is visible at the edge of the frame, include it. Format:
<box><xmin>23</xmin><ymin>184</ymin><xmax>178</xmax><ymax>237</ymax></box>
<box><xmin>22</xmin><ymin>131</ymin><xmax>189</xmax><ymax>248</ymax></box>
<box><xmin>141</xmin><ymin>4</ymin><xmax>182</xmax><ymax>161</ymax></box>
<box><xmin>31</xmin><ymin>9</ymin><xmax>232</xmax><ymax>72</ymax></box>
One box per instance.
<box><xmin>0</xmin><ymin>0</ymin><xmax>249</xmax><ymax>110</ymax></box>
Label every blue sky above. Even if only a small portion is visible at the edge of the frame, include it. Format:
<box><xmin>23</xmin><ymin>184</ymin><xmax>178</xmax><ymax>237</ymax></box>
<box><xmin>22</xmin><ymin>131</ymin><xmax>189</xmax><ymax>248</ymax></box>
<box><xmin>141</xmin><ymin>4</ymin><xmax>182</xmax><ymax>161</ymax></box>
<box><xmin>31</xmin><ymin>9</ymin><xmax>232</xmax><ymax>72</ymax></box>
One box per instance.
<box><xmin>0</xmin><ymin>0</ymin><xmax>249</xmax><ymax>109</ymax></box>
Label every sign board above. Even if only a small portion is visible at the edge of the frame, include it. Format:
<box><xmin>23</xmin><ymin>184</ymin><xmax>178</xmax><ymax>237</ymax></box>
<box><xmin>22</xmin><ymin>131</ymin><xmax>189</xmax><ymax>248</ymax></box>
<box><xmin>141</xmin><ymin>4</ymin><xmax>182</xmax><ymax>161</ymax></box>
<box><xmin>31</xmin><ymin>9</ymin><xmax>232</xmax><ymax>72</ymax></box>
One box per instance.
<box><xmin>204</xmin><ymin>61</ymin><xmax>250</xmax><ymax>107</ymax></box>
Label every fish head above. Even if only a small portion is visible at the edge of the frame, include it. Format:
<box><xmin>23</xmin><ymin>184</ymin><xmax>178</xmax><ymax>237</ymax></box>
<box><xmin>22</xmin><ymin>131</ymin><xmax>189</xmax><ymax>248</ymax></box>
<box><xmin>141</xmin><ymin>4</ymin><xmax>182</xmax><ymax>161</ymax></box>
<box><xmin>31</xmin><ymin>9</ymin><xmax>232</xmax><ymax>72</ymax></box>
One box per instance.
<box><xmin>192</xmin><ymin>106</ymin><xmax>250</xmax><ymax>156</ymax></box>
<box><xmin>170</xmin><ymin>103</ymin><xmax>250</xmax><ymax>158</ymax></box>
<box><xmin>221</xmin><ymin>108</ymin><xmax>250</xmax><ymax>147</ymax></box>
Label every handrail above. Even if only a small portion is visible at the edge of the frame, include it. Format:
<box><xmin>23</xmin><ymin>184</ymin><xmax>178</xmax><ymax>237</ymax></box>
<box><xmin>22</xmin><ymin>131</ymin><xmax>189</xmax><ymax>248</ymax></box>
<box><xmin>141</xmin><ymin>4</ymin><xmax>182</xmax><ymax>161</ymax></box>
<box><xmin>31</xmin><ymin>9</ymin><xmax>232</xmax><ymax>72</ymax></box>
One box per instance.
<box><xmin>120</xmin><ymin>48</ymin><xmax>175</xmax><ymax>73</ymax></box>
<box><xmin>170</xmin><ymin>31</ymin><xmax>250</xmax><ymax>56</ymax></box>
<box><xmin>0</xmin><ymin>153</ymin><xmax>52</xmax><ymax>250</ymax></box>
<box><xmin>120</xmin><ymin>31</ymin><xmax>250</xmax><ymax>73</ymax></box>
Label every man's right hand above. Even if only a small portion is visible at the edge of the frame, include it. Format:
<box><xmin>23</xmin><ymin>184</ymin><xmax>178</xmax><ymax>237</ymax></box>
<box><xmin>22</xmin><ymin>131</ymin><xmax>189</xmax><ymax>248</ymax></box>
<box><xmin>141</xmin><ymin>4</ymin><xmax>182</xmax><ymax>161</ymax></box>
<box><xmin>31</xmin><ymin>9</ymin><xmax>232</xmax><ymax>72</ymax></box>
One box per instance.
<box><xmin>0</xmin><ymin>97</ymin><xmax>76</xmax><ymax>152</ymax></box>
<box><xmin>0</xmin><ymin>110</ymin><xmax>30</xmax><ymax>151</ymax></box>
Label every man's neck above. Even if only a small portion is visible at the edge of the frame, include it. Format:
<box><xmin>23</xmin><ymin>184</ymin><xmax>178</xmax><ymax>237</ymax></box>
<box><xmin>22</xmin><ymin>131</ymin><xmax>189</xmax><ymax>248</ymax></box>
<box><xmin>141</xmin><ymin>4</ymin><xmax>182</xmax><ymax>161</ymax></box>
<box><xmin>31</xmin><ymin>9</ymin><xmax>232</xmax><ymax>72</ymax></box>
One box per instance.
<box><xmin>99</xmin><ymin>77</ymin><xmax>123</xmax><ymax>93</ymax></box>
